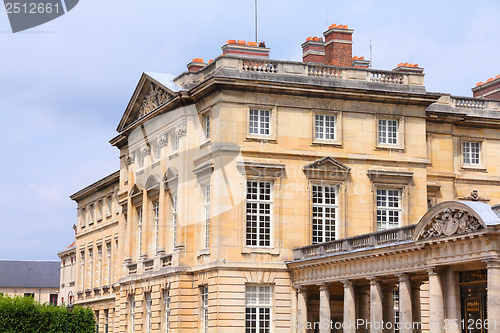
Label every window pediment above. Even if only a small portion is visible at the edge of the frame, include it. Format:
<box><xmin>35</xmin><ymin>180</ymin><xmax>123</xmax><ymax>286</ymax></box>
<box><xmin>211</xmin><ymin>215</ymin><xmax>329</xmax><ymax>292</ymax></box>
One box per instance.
<box><xmin>237</xmin><ymin>158</ymin><xmax>285</xmax><ymax>178</ymax></box>
<box><xmin>164</xmin><ymin>167</ymin><xmax>178</xmax><ymax>192</ymax></box>
<box><xmin>367</xmin><ymin>166</ymin><xmax>413</xmax><ymax>184</ymax></box>
<box><xmin>129</xmin><ymin>184</ymin><xmax>143</xmax><ymax>206</ymax></box>
<box><xmin>303</xmin><ymin>156</ymin><xmax>350</xmax><ymax>180</ymax></box>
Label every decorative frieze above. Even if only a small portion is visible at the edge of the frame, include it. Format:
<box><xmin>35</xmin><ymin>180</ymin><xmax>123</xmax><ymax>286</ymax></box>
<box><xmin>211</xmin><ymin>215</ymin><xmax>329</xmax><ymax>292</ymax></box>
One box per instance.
<box><xmin>138</xmin><ymin>83</ymin><xmax>170</xmax><ymax>118</ymax></box>
<box><xmin>421</xmin><ymin>208</ymin><xmax>482</xmax><ymax>240</ymax></box>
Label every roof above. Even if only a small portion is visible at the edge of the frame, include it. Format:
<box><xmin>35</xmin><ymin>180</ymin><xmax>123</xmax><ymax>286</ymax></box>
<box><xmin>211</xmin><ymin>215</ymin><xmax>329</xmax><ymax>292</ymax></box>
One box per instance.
<box><xmin>144</xmin><ymin>72</ymin><xmax>185</xmax><ymax>92</ymax></box>
<box><xmin>70</xmin><ymin>170</ymin><xmax>120</xmax><ymax>201</ymax></box>
<box><xmin>0</xmin><ymin>260</ymin><xmax>60</xmax><ymax>288</ymax></box>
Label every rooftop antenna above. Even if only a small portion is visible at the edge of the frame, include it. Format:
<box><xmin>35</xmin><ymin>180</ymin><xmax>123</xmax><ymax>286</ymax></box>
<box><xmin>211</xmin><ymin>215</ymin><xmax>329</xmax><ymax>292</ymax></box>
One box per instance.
<box><xmin>255</xmin><ymin>0</ymin><xmax>258</xmax><ymax>42</ymax></box>
<box><xmin>370</xmin><ymin>29</ymin><xmax>372</xmax><ymax>69</ymax></box>
<box><xmin>326</xmin><ymin>0</ymin><xmax>328</xmax><ymax>28</ymax></box>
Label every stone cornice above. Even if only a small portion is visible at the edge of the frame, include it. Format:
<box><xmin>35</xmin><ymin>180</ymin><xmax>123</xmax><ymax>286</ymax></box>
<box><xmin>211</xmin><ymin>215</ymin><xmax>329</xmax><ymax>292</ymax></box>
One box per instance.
<box><xmin>70</xmin><ymin>171</ymin><xmax>120</xmax><ymax>202</ymax></box>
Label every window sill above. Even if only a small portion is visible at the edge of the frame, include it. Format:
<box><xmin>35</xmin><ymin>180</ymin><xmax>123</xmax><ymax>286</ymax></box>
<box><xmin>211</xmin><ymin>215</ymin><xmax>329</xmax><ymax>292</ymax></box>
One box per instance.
<box><xmin>244</xmin><ymin>136</ymin><xmax>278</xmax><ymax>144</ymax></box>
<box><xmin>375</xmin><ymin>144</ymin><xmax>404</xmax><ymax>151</ymax></box>
<box><xmin>136</xmin><ymin>169</ymin><xmax>144</xmax><ymax>176</ymax></box>
<box><xmin>151</xmin><ymin>161</ymin><xmax>160</xmax><ymax>169</ymax></box>
<box><xmin>200</xmin><ymin>139</ymin><xmax>211</xmax><ymax>149</ymax></box>
<box><xmin>242</xmin><ymin>247</ymin><xmax>279</xmax><ymax>255</ymax></box>
<box><xmin>311</xmin><ymin>140</ymin><xmax>342</xmax><ymax>147</ymax></box>
<box><xmin>460</xmin><ymin>165</ymin><xmax>487</xmax><ymax>172</ymax></box>
<box><xmin>96</xmin><ymin>218</ymin><xmax>103</xmax><ymax>223</ymax></box>
<box><xmin>197</xmin><ymin>249</ymin><xmax>210</xmax><ymax>258</ymax></box>
<box><xmin>169</xmin><ymin>151</ymin><xmax>178</xmax><ymax>160</ymax></box>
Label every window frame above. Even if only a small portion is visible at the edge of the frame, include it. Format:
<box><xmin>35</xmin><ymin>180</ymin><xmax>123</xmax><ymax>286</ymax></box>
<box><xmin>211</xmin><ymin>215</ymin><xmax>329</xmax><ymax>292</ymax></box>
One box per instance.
<box><xmin>460</xmin><ymin>138</ymin><xmax>486</xmax><ymax>171</ymax></box>
<box><xmin>200</xmin><ymin>286</ymin><xmax>208</xmax><ymax>333</ymax></box>
<box><xmin>246</xmin><ymin>105</ymin><xmax>277</xmax><ymax>141</ymax></box>
<box><xmin>203</xmin><ymin>183</ymin><xmax>211</xmax><ymax>250</ymax></box>
<box><xmin>137</xmin><ymin>206</ymin><xmax>143</xmax><ymax>257</ymax></box>
<box><xmin>245</xmin><ymin>180</ymin><xmax>273</xmax><ymax>248</ymax></box>
<box><xmin>171</xmin><ymin>193</ymin><xmax>178</xmax><ymax>249</ymax></box>
<box><xmin>245</xmin><ymin>285</ymin><xmax>273</xmax><ymax>333</ymax></box>
<box><xmin>375</xmin><ymin>117</ymin><xmax>405</xmax><ymax>150</ymax></box>
<box><xmin>152</xmin><ymin>200</ymin><xmax>160</xmax><ymax>254</ymax></box>
<box><xmin>163</xmin><ymin>289</ymin><xmax>170</xmax><ymax>333</ymax></box>
<box><xmin>311</xmin><ymin>184</ymin><xmax>339</xmax><ymax>244</ymax></box>
<box><xmin>312</xmin><ymin>111</ymin><xmax>342</xmax><ymax>146</ymax></box>
<box><xmin>375</xmin><ymin>187</ymin><xmax>403</xmax><ymax>231</ymax></box>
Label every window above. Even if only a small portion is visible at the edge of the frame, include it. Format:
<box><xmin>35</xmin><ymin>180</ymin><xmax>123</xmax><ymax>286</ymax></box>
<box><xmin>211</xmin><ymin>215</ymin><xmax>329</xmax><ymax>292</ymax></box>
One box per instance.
<box><xmin>376</xmin><ymin>189</ymin><xmax>401</xmax><ymax>230</ymax></box>
<box><xmin>155</xmin><ymin>144</ymin><xmax>161</xmax><ymax>161</ymax></box>
<box><xmin>249</xmin><ymin>109</ymin><xmax>271</xmax><ymax>136</ymax></box>
<box><xmin>24</xmin><ymin>293</ymin><xmax>34</xmax><ymax>298</ymax></box>
<box><xmin>49</xmin><ymin>294</ymin><xmax>58</xmax><ymax>306</ymax></box>
<box><xmin>203</xmin><ymin>184</ymin><xmax>210</xmax><ymax>249</ymax></box>
<box><xmin>201</xmin><ymin>286</ymin><xmax>208</xmax><ymax>333</ymax></box>
<box><xmin>463</xmin><ymin>141</ymin><xmax>480</xmax><ymax>165</ymax></box>
<box><xmin>312</xmin><ymin>185</ymin><xmax>338</xmax><ymax>244</ymax></box>
<box><xmin>173</xmin><ymin>135</ymin><xmax>179</xmax><ymax>152</ymax></box>
<box><xmin>97</xmin><ymin>245</ymin><xmax>102</xmax><ymax>287</ymax></box>
<box><xmin>145</xmin><ymin>292</ymin><xmax>152</xmax><ymax>333</ymax></box>
<box><xmin>315</xmin><ymin>114</ymin><xmax>335</xmax><ymax>141</ymax></box>
<box><xmin>97</xmin><ymin>200</ymin><xmax>103</xmax><ymax>220</ymax></box>
<box><xmin>106</xmin><ymin>196</ymin><xmax>112</xmax><ymax>217</ymax></box>
<box><xmin>246</xmin><ymin>181</ymin><xmax>272</xmax><ymax>247</ymax></box>
<box><xmin>129</xmin><ymin>295</ymin><xmax>135</xmax><ymax>333</ymax></box>
<box><xmin>245</xmin><ymin>285</ymin><xmax>272</xmax><ymax>333</ymax></box>
<box><xmin>88</xmin><ymin>204</ymin><xmax>94</xmax><ymax>225</ymax></box>
<box><xmin>378</xmin><ymin>119</ymin><xmax>398</xmax><ymax>145</ymax></box>
<box><xmin>138</xmin><ymin>153</ymin><xmax>145</xmax><ymax>169</ymax></box>
<box><xmin>80</xmin><ymin>208</ymin><xmax>86</xmax><ymax>228</ymax></box>
<box><xmin>163</xmin><ymin>290</ymin><xmax>170</xmax><ymax>333</ymax></box>
<box><xmin>153</xmin><ymin>201</ymin><xmax>160</xmax><ymax>253</ymax></box>
<box><xmin>203</xmin><ymin>113</ymin><xmax>210</xmax><ymax>140</ymax></box>
<box><xmin>393</xmin><ymin>289</ymin><xmax>400</xmax><ymax>331</ymax></box>
<box><xmin>172</xmin><ymin>194</ymin><xmax>178</xmax><ymax>248</ymax></box>
<box><xmin>106</xmin><ymin>242</ymin><xmax>111</xmax><ymax>285</ymax></box>
<box><xmin>80</xmin><ymin>250</ymin><xmax>85</xmax><ymax>289</ymax></box>
<box><xmin>88</xmin><ymin>248</ymin><xmax>93</xmax><ymax>289</ymax></box>
<box><xmin>137</xmin><ymin>207</ymin><xmax>143</xmax><ymax>256</ymax></box>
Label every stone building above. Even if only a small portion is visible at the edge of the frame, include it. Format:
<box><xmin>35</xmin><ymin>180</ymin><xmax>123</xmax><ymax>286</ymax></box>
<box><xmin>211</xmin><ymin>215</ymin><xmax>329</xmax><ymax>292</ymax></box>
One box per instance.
<box><xmin>71</xmin><ymin>24</ymin><xmax>500</xmax><ymax>332</ymax></box>
<box><xmin>57</xmin><ymin>242</ymin><xmax>76</xmax><ymax>304</ymax></box>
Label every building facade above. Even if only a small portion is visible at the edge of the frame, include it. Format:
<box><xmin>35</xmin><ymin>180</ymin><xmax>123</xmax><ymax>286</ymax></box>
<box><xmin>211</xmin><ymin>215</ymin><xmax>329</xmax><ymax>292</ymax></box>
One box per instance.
<box><xmin>57</xmin><ymin>242</ymin><xmax>76</xmax><ymax>304</ymax></box>
<box><xmin>71</xmin><ymin>24</ymin><xmax>500</xmax><ymax>332</ymax></box>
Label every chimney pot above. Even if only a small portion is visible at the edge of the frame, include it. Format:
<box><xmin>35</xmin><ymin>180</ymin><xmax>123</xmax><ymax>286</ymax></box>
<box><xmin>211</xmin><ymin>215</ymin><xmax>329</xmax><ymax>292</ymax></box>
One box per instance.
<box><xmin>323</xmin><ymin>23</ymin><xmax>353</xmax><ymax>67</ymax></box>
<box><xmin>237</xmin><ymin>40</ymin><xmax>246</xmax><ymax>45</ymax></box>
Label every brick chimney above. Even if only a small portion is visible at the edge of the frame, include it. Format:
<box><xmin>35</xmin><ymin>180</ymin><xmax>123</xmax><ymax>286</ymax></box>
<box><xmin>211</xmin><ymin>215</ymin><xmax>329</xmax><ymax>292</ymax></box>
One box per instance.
<box><xmin>222</xmin><ymin>40</ymin><xmax>270</xmax><ymax>58</ymax></box>
<box><xmin>352</xmin><ymin>56</ymin><xmax>370</xmax><ymax>68</ymax></box>
<box><xmin>301</xmin><ymin>36</ymin><xmax>325</xmax><ymax>64</ymax></box>
<box><xmin>323</xmin><ymin>24</ymin><xmax>353</xmax><ymax>67</ymax></box>
<box><xmin>187</xmin><ymin>58</ymin><xmax>207</xmax><ymax>72</ymax></box>
<box><xmin>472</xmin><ymin>75</ymin><xmax>500</xmax><ymax>99</ymax></box>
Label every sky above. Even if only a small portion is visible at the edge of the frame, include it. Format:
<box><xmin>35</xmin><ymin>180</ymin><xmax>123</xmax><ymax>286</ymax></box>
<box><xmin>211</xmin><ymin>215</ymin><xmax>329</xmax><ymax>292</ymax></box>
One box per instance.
<box><xmin>0</xmin><ymin>0</ymin><xmax>499</xmax><ymax>261</ymax></box>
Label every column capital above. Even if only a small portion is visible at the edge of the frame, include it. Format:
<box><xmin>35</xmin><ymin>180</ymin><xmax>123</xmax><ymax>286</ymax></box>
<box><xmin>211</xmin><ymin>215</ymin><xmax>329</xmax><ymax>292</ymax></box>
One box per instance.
<box><xmin>341</xmin><ymin>279</ymin><xmax>353</xmax><ymax>288</ymax></box>
<box><xmin>368</xmin><ymin>276</ymin><xmax>381</xmax><ymax>285</ymax></box>
<box><xmin>318</xmin><ymin>283</ymin><xmax>329</xmax><ymax>291</ymax></box>
<box><xmin>427</xmin><ymin>266</ymin><xmax>440</xmax><ymax>275</ymax></box>
<box><xmin>295</xmin><ymin>285</ymin><xmax>307</xmax><ymax>293</ymax></box>
<box><xmin>397</xmin><ymin>273</ymin><xmax>410</xmax><ymax>282</ymax></box>
<box><xmin>483</xmin><ymin>258</ymin><xmax>500</xmax><ymax>269</ymax></box>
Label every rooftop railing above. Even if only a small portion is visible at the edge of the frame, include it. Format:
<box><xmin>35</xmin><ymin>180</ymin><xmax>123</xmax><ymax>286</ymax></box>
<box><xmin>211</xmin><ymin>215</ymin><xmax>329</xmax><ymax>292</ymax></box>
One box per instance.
<box><xmin>292</xmin><ymin>224</ymin><xmax>416</xmax><ymax>261</ymax></box>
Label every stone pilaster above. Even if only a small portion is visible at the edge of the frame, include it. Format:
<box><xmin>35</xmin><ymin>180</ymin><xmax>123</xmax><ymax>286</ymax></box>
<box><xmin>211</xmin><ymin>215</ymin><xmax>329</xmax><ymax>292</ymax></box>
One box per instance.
<box><xmin>486</xmin><ymin>260</ymin><xmax>500</xmax><ymax>333</ymax></box>
<box><xmin>411</xmin><ymin>281</ymin><xmax>422</xmax><ymax>333</ymax></box>
<box><xmin>297</xmin><ymin>287</ymin><xmax>308</xmax><ymax>333</ymax></box>
<box><xmin>319</xmin><ymin>283</ymin><xmax>331</xmax><ymax>333</ymax></box>
<box><xmin>443</xmin><ymin>267</ymin><xmax>459</xmax><ymax>333</ymax></box>
<box><xmin>398</xmin><ymin>274</ymin><xmax>413</xmax><ymax>333</ymax></box>
<box><xmin>382</xmin><ymin>286</ymin><xmax>395</xmax><ymax>333</ymax></box>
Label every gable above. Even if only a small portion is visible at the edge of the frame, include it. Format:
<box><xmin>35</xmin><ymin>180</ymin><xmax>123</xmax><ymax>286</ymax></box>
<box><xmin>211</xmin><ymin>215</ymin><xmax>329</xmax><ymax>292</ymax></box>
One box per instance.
<box><xmin>303</xmin><ymin>156</ymin><xmax>350</xmax><ymax>180</ymax></box>
<box><xmin>117</xmin><ymin>73</ymin><xmax>183</xmax><ymax>132</ymax></box>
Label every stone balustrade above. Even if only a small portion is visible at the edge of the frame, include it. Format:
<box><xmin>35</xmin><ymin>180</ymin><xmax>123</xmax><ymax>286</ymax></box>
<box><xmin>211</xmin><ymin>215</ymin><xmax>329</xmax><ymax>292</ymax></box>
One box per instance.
<box><xmin>292</xmin><ymin>224</ymin><xmax>416</xmax><ymax>260</ymax></box>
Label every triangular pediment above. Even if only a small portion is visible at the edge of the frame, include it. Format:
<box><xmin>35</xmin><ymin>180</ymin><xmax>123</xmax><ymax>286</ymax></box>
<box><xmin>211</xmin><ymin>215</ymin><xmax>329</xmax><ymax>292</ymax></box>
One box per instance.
<box><xmin>303</xmin><ymin>157</ymin><xmax>350</xmax><ymax>180</ymax></box>
<box><xmin>129</xmin><ymin>184</ymin><xmax>143</xmax><ymax>198</ymax></box>
<box><xmin>117</xmin><ymin>73</ymin><xmax>182</xmax><ymax>132</ymax></box>
<box><xmin>145</xmin><ymin>175</ymin><xmax>160</xmax><ymax>192</ymax></box>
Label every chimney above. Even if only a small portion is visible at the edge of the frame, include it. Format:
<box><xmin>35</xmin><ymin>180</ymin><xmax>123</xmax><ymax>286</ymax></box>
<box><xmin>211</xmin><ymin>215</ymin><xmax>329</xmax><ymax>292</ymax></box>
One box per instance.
<box><xmin>323</xmin><ymin>24</ymin><xmax>353</xmax><ymax>67</ymax></box>
<box><xmin>352</xmin><ymin>56</ymin><xmax>370</xmax><ymax>68</ymax></box>
<box><xmin>222</xmin><ymin>40</ymin><xmax>270</xmax><ymax>58</ymax></box>
<box><xmin>187</xmin><ymin>58</ymin><xmax>207</xmax><ymax>72</ymax></box>
<box><xmin>472</xmin><ymin>75</ymin><xmax>500</xmax><ymax>100</ymax></box>
<box><xmin>393</xmin><ymin>62</ymin><xmax>424</xmax><ymax>74</ymax></box>
<box><xmin>301</xmin><ymin>36</ymin><xmax>325</xmax><ymax>64</ymax></box>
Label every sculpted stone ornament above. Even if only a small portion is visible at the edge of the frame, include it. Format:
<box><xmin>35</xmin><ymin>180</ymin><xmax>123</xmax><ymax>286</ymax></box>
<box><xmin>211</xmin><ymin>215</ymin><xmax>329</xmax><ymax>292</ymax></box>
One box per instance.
<box><xmin>125</xmin><ymin>153</ymin><xmax>135</xmax><ymax>165</ymax></box>
<box><xmin>157</xmin><ymin>133</ymin><xmax>168</xmax><ymax>146</ymax></box>
<box><xmin>175</xmin><ymin>120</ymin><xmax>187</xmax><ymax>136</ymax></box>
<box><xmin>422</xmin><ymin>208</ymin><xmax>482</xmax><ymax>239</ymax></box>
<box><xmin>138</xmin><ymin>83</ymin><xmax>169</xmax><ymax>118</ymax></box>
<box><xmin>141</xmin><ymin>144</ymin><xmax>151</xmax><ymax>155</ymax></box>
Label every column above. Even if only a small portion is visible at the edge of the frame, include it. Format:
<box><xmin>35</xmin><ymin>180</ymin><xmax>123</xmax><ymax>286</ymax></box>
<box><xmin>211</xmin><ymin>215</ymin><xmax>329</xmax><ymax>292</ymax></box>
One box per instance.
<box><xmin>297</xmin><ymin>287</ymin><xmax>308</xmax><ymax>333</ymax></box>
<box><xmin>358</xmin><ymin>290</ymin><xmax>370</xmax><ymax>333</ymax></box>
<box><xmin>319</xmin><ymin>283</ymin><xmax>331</xmax><ymax>333</ymax></box>
<box><xmin>486</xmin><ymin>260</ymin><xmax>500</xmax><ymax>333</ymax></box>
<box><xmin>370</xmin><ymin>278</ymin><xmax>383</xmax><ymax>333</ymax></box>
<box><xmin>398</xmin><ymin>274</ymin><xmax>413</xmax><ymax>333</ymax></box>
<box><xmin>411</xmin><ymin>281</ymin><xmax>422</xmax><ymax>333</ymax></box>
<box><xmin>428</xmin><ymin>268</ymin><xmax>444</xmax><ymax>333</ymax></box>
<box><xmin>383</xmin><ymin>286</ymin><xmax>395</xmax><ymax>333</ymax></box>
<box><xmin>343</xmin><ymin>280</ymin><xmax>356</xmax><ymax>333</ymax></box>
<box><xmin>444</xmin><ymin>267</ymin><xmax>459</xmax><ymax>333</ymax></box>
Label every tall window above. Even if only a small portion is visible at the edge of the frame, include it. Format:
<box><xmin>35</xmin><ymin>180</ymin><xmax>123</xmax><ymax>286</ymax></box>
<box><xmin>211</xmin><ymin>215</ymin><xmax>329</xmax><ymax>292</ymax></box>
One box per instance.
<box><xmin>97</xmin><ymin>245</ymin><xmax>102</xmax><ymax>287</ymax></box>
<box><xmin>137</xmin><ymin>207</ymin><xmax>143</xmax><ymax>256</ymax></box>
<box><xmin>145</xmin><ymin>292</ymin><xmax>152</xmax><ymax>333</ymax></box>
<box><xmin>88</xmin><ymin>204</ymin><xmax>94</xmax><ymax>225</ymax></box>
<box><xmin>155</xmin><ymin>144</ymin><xmax>161</xmax><ymax>161</ymax></box>
<box><xmin>172</xmin><ymin>194</ymin><xmax>178</xmax><ymax>248</ymax></box>
<box><xmin>106</xmin><ymin>242</ymin><xmax>111</xmax><ymax>285</ymax></box>
<box><xmin>246</xmin><ymin>181</ymin><xmax>272</xmax><ymax>247</ymax></box>
<box><xmin>49</xmin><ymin>294</ymin><xmax>58</xmax><ymax>306</ymax></box>
<box><xmin>163</xmin><ymin>290</ymin><xmax>170</xmax><ymax>333</ymax></box>
<box><xmin>245</xmin><ymin>285</ymin><xmax>272</xmax><ymax>333</ymax></box>
<box><xmin>203</xmin><ymin>113</ymin><xmax>210</xmax><ymax>140</ymax></box>
<box><xmin>88</xmin><ymin>248</ymin><xmax>93</xmax><ymax>289</ymax></box>
<box><xmin>312</xmin><ymin>185</ymin><xmax>338</xmax><ymax>244</ymax></box>
<box><xmin>97</xmin><ymin>201</ymin><xmax>103</xmax><ymax>220</ymax></box>
<box><xmin>249</xmin><ymin>109</ymin><xmax>270</xmax><ymax>136</ymax></box>
<box><xmin>204</xmin><ymin>184</ymin><xmax>210</xmax><ymax>249</ymax></box>
<box><xmin>173</xmin><ymin>135</ymin><xmax>179</xmax><ymax>152</ymax></box>
<box><xmin>315</xmin><ymin>114</ymin><xmax>335</xmax><ymax>141</ymax></box>
<box><xmin>376</xmin><ymin>189</ymin><xmax>401</xmax><ymax>230</ymax></box>
<box><xmin>463</xmin><ymin>141</ymin><xmax>480</xmax><ymax>165</ymax></box>
<box><xmin>80</xmin><ymin>208</ymin><xmax>86</xmax><ymax>228</ymax></box>
<box><xmin>80</xmin><ymin>251</ymin><xmax>85</xmax><ymax>289</ymax></box>
<box><xmin>129</xmin><ymin>295</ymin><xmax>135</xmax><ymax>333</ymax></box>
<box><xmin>106</xmin><ymin>196</ymin><xmax>112</xmax><ymax>216</ymax></box>
<box><xmin>138</xmin><ymin>153</ymin><xmax>145</xmax><ymax>168</ymax></box>
<box><xmin>201</xmin><ymin>286</ymin><xmax>208</xmax><ymax>333</ymax></box>
<box><xmin>378</xmin><ymin>119</ymin><xmax>398</xmax><ymax>145</ymax></box>
<box><xmin>153</xmin><ymin>201</ymin><xmax>160</xmax><ymax>253</ymax></box>
<box><xmin>393</xmin><ymin>289</ymin><xmax>400</xmax><ymax>331</ymax></box>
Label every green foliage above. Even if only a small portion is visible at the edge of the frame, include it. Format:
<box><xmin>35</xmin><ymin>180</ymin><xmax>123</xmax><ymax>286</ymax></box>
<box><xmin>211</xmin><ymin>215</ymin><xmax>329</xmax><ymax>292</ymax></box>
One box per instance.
<box><xmin>0</xmin><ymin>294</ymin><xmax>95</xmax><ymax>333</ymax></box>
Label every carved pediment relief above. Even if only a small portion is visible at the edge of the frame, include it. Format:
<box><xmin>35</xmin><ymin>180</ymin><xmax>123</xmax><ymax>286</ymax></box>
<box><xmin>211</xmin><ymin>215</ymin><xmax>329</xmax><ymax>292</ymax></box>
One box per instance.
<box><xmin>413</xmin><ymin>201</ymin><xmax>488</xmax><ymax>241</ymax></box>
<box><xmin>303</xmin><ymin>156</ymin><xmax>350</xmax><ymax>180</ymax></box>
<box><xmin>138</xmin><ymin>82</ymin><xmax>171</xmax><ymax>118</ymax></box>
<box><xmin>145</xmin><ymin>175</ymin><xmax>160</xmax><ymax>192</ymax></box>
<box><xmin>164</xmin><ymin>167</ymin><xmax>179</xmax><ymax>192</ymax></box>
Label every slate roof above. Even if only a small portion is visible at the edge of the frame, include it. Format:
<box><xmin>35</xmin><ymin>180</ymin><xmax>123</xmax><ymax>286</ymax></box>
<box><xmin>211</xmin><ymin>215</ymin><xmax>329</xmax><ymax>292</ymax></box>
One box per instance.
<box><xmin>0</xmin><ymin>260</ymin><xmax>60</xmax><ymax>288</ymax></box>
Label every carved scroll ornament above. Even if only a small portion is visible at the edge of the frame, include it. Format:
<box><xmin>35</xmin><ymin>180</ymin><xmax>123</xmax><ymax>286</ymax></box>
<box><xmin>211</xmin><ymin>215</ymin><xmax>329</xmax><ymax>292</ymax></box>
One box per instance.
<box><xmin>421</xmin><ymin>208</ymin><xmax>482</xmax><ymax>239</ymax></box>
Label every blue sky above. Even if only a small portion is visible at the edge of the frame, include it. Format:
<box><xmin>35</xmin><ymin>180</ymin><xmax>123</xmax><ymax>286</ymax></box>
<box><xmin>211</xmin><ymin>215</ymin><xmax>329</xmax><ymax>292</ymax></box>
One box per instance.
<box><xmin>0</xmin><ymin>0</ymin><xmax>499</xmax><ymax>260</ymax></box>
